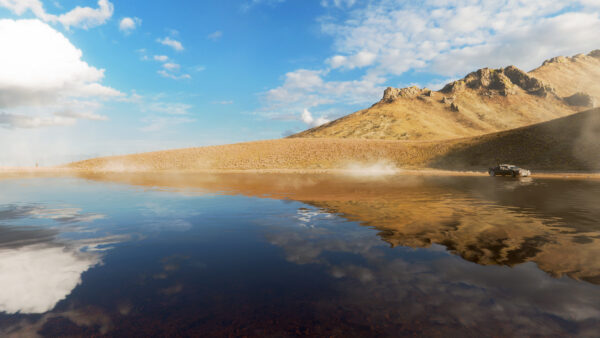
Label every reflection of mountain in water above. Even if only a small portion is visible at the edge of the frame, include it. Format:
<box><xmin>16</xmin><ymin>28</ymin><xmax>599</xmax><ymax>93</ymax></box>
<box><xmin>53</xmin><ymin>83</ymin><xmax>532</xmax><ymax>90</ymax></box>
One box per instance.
<box><xmin>77</xmin><ymin>172</ymin><xmax>600</xmax><ymax>284</ymax></box>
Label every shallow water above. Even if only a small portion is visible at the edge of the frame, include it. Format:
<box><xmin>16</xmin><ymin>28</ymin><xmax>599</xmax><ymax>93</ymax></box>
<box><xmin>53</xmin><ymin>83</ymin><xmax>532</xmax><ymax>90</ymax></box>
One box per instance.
<box><xmin>0</xmin><ymin>173</ymin><xmax>599</xmax><ymax>336</ymax></box>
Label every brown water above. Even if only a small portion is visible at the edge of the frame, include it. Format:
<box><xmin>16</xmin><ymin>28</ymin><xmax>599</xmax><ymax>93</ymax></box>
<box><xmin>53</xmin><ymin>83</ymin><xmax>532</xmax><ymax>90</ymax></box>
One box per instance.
<box><xmin>0</xmin><ymin>173</ymin><xmax>599</xmax><ymax>336</ymax></box>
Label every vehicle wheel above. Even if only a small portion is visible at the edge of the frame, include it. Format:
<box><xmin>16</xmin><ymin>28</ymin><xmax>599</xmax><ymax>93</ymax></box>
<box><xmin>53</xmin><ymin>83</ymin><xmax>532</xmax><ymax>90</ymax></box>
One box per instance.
<box><xmin>512</xmin><ymin>172</ymin><xmax>517</xmax><ymax>177</ymax></box>
<box><xmin>489</xmin><ymin>170</ymin><xmax>495</xmax><ymax>176</ymax></box>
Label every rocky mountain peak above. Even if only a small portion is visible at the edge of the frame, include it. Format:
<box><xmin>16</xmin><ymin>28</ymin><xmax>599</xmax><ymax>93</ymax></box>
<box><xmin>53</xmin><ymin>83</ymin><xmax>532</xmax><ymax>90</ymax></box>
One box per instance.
<box><xmin>440</xmin><ymin>66</ymin><xmax>555</xmax><ymax>97</ymax></box>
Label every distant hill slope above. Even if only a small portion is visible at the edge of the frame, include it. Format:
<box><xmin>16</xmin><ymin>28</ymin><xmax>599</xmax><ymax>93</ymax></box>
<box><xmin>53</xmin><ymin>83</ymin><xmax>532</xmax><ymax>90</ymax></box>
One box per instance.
<box><xmin>431</xmin><ymin>108</ymin><xmax>600</xmax><ymax>171</ymax></box>
<box><xmin>531</xmin><ymin>50</ymin><xmax>600</xmax><ymax>99</ymax></box>
<box><xmin>68</xmin><ymin>109</ymin><xmax>599</xmax><ymax>172</ymax></box>
<box><xmin>291</xmin><ymin>50</ymin><xmax>600</xmax><ymax>141</ymax></box>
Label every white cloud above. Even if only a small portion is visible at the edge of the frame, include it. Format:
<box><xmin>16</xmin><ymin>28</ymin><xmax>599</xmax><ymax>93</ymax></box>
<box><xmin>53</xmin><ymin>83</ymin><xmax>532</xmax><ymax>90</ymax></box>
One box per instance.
<box><xmin>327</xmin><ymin>50</ymin><xmax>376</xmax><ymax>69</ymax></box>
<box><xmin>0</xmin><ymin>113</ymin><xmax>76</xmax><ymax>128</ymax></box>
<box><xmin>0</xmin><ymin>19</ymin><xmax>120</xmax><ymax>128</ymax></box>
<box><xmin>260</xmin><ymin>68</ymin><xmax>385</xmax><ymax>121</ymax></box>
<box><xmin>153</xmin><ymin>54</ymin><xmax>169</xmax><ymax>62</ymax></box>
<box><xmin>119</xmin><ymin>16</ymin><xmax>141</xmax><ymax>34</ymax></box>
<box><xmin>320</xmin><ymin>0</ymin><xmax>356</xmax><ymax>8</ymax></box>
<box><xmin>157</xmin><ymin>36</ymin><xmax>184</xmax><ymax>51</ymax></box>
<box><xmin>162</xmin><ymin>62</ymin><xmax>180</xmax><ymax>71</ymax></box>
<box><xmin>301</xmin><ymin>109</ymin><xmax>330</xmax><ymax>127</ymax></box>
<box><xmin>157</xmin><ymin>70</ymin><xmax>191</xmax><ymax>80</ymax></box>
<box><xmin>54</xmin><ymin>110</ymin><xmax>108</xmax><ymax>121</ymax></box>
<box><xmin>0</xmin><ymin>0</ymin><xmax>114</xmax><ymax>30</ymax></box>
<box><xmin>260</xmin><ymin>0</ymin><xmax>600</xmax><ymax>124</ymax></box>
<box><xmin>320</xmin><ymin>0</ymin><xmax>600</xmax><ymax>77</ymax></box>
<box><xmin>207</xmin><ymin>30</ymin><xmax>223</xmax><ymax>41</ymax></box>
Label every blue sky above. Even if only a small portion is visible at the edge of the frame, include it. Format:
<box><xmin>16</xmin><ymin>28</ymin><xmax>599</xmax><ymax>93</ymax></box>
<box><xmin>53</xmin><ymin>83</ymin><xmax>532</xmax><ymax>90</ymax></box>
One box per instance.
<box><xmin>0</xmin><ymin>0</ymin><xmax>599</xmax><ymax>165</ymax></box>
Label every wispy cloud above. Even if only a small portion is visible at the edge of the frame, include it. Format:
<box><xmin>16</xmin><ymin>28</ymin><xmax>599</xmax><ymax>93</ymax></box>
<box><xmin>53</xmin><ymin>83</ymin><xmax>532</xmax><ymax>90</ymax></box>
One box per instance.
<box><xmin>207</xmin><ymin>30</ymin><xmax>223</xmax><ymax>41</ymax></box>
<box><xmin>157</xmin><ymin>36</ymin><xmax>184</xmax><ymax>51</ymax></box>
<box><xmin>157</xmin><ymin>70</ymin><xmax>191</xmax><ymax>80</ymax></box>
<box><xmin>153</xmin><ymin>55</ymin><xmax>168</xmax><ymax>62</ymax></box>
<box><xmin>140</xmin><ymin>116</ymin><xmax>195</xmax><ymax>132</ymax></box>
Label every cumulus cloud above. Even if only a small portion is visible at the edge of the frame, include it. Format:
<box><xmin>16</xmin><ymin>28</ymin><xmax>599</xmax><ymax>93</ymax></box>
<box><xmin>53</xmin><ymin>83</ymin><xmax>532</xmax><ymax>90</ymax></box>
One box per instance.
<box><xmin>0</xmin><ymin>19</ymin><xmax>120</xmax><ymax>128</ymax></box>
<box><xmin>261</xmin><ymin>68</ymin><xmax>385</xmax><ymax>121</ymax></box>
<box><xmin>157</xmin><ymin>36</ymin><xmax>184</xmax><ymax>51</ymax></box>
<box><xmin>0</xmin><ymin>0</ymin><xmax>114</xmax><ymax>30</ymax></box>
<box><xmin>261</xmin><ymin>0</ymin><xmax>600</xmax><ymax>124</ymax></box>
<box><xmin>301</xmin><ymin>109</ymin><xmax>330</xmax><ymax>127</ymax></box>
<box><xmin>320</xmin><ymin>0</ymin><xmax>600</xmax><ymax>76</ymax></box>
<box><xmin>119</xmin><ymin>16</ymin><xmax>141</xmax><ymax>34</ymax></box>
<box><xmin>327</xmin><ymin>50</ymin><xmax>376</xmax><ymax>69</ymax></box>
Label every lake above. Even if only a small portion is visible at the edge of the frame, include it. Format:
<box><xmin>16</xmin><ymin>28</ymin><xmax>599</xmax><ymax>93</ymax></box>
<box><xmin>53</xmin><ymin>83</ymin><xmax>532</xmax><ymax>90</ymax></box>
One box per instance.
<box><xmin>0</xmin><ymin>173</ymin><xmax>599</xmax><ymax>336</ymax></box>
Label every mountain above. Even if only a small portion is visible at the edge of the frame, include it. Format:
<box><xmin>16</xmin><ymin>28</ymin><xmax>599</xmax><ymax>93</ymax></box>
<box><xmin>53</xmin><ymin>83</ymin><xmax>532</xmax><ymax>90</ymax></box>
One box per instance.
<box><xmin>290</xmin><ymin>50</ymin><xmax>600</xmax><ymax>141</ymax></box>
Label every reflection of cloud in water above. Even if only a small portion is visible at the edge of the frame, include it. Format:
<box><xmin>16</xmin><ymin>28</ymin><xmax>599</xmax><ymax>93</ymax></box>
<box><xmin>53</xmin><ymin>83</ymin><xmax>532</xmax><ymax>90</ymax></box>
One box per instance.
<box><xmin>0</xmin><ymin>232</ymin><xmax>125</xmax><ymax>315</ymax></box>
<box><xmin>295</xmin><ymin>207</ymin><xmax>333</xmax><ymax>228</ymax></box>
<box><xmin>0</xmin><ymin>204</ymin><xmax>104</xmax><ymax>224</ymax></box>
<box><xmin>265</xmin><ymin>215</ymin><xmax>600</xmax><ymax>335</ymax></box>
<box><xmin>0</xmin><ymin>203</ymin><xmax>123</xmax><ymax>315</ymax></box>
<box><xmin>0</xmin><ymin>244</ymin><xmax>99</xmax><ymax>314</ymax></box>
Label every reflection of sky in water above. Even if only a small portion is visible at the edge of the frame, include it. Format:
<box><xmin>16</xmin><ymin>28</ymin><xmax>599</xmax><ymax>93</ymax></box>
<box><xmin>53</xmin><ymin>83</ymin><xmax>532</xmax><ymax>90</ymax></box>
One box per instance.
<box><xmin>0</xmin><ymin>176</ymin><xmax>599</xmax><ymax>336</ymax></box>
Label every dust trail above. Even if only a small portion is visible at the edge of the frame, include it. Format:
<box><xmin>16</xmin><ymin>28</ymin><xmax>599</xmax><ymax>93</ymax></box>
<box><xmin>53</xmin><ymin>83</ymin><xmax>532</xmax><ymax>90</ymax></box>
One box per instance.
<box><xmin>344</xmin><ymin>160</ymin><xmax>400</xmax><ymax>177</ymax></box>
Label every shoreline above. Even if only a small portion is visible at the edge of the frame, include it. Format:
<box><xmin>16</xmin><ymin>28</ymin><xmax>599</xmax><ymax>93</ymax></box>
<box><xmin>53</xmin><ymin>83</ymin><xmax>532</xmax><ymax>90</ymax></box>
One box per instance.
<box><xmin>2</xmin><ymin>166</ymin><xmax>599</xmax><ymax>180</ymax></box>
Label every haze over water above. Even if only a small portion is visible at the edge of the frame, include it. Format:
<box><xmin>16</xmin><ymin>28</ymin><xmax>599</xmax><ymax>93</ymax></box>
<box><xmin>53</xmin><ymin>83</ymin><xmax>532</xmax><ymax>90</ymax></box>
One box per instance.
<box><xmin>0</xmin><ymin>173</ymin><xmax>599</xmax><ymax>336</ymax></box>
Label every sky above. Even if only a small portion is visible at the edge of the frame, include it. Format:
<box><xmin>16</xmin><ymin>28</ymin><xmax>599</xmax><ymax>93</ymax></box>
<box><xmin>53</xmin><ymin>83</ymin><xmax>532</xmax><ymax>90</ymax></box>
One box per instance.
<box><xmin>0</xmin><ymin>0</ymin><xmax>599</xmax><ymax>166</ymax></box>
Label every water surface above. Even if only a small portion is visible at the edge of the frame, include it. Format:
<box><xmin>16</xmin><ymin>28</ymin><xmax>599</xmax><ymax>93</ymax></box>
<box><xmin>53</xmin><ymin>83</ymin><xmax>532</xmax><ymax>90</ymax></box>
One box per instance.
<box><xmin>0</xmin><ymin>173</ymin><xmax>599</xmax><ymax>336</ymax></box>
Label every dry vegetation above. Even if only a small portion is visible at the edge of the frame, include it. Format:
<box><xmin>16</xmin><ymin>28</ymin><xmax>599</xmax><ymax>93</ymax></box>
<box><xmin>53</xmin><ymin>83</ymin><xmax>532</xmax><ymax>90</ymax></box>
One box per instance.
<box><xmin>68</xmin><ymin>108</ymin><xmax>600</xmax><ymax>172</ymax></box>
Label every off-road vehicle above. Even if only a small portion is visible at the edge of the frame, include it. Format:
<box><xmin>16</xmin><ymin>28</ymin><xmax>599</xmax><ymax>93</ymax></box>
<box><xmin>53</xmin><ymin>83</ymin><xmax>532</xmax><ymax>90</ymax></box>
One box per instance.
<box><xmin>488</xmin><ymin>164</ymin><xmax>531</xmax><ymax>177</ymax></box>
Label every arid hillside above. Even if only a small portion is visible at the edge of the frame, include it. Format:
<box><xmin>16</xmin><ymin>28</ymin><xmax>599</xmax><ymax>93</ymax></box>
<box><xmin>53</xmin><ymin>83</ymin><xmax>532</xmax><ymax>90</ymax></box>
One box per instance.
<box><xmin>431</xmin><ymin>108</ymin><xmax>600</xmax><ymax>170</ymax></box>
<box><xmin>291</xmin><ymin>50</ymin><xmax>600</xmax><ymax>141</ymax></box>
<box><xmin>68</xmin><ymin>108</ymin><xmax>599</xmax><ymax>172</ymax></box>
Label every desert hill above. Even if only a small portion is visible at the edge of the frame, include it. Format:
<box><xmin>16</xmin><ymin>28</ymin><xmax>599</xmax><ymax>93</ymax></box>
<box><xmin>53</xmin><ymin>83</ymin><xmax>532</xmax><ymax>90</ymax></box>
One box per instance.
<box><xmin>67</xmin><ymin>108</ymin><xmax>600</xmax><ymax>172</ymax></box>
<box><xmin>431</xmin><ymin>108</ymin><xmax>600</xmax><ymax>170</ymax></box>
<box><xmin>291</xmin><ymin>50</ymin><xmax>600</xmax><ymax>141</ymax></box>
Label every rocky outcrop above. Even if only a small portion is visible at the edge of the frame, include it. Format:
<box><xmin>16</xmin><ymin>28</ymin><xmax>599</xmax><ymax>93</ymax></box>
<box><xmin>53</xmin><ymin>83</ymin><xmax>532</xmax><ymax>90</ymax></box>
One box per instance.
<box><xmin>503</xmin><ymin>66</ymin><xmax>555</xmax><ymax>97</ymax></box>
<box><xmin>439</xmin><ymin>65</ymin><xmax>556</xmax><ymax>98</ymax></box>
<box><xmin>542</xmin><ymin>56</ymin><xmax>569</xmax><ymax>66</ymax></box>
<box><xmin>382</xmin><ymin>86</ymin><xmax>432</xmax><ymax>102</ymax></box>
<box><xmin>450</xmin><ymin>102</ymin><xmax>460</xmax><ymax>112</ymax></box>
<box><xmin>564</xmin><ymin>92</ymin><xmax>595</xmax><ymax>107</ymax></box>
